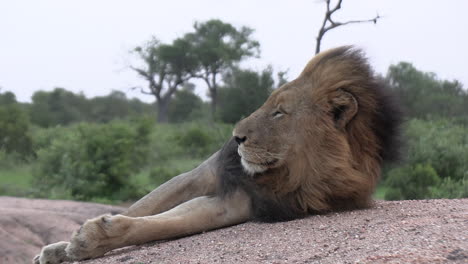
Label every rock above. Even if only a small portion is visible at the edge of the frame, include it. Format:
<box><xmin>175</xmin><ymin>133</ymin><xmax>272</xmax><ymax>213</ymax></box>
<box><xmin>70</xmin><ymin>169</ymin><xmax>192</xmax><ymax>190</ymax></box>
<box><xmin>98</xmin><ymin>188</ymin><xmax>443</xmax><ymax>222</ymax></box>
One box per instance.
<box><xmin>1</xmin><ymin>197</ymin><xmax>467</xmax><ymax>264</ymax></box>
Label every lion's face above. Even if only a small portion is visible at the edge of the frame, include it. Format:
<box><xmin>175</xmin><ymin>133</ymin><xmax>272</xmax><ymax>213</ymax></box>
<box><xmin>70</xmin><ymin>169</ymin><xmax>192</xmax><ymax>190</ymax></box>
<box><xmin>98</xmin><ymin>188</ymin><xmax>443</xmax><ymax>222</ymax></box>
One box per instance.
<box><xmin>233</xmin><ymin>87</ymin><xmax>299</xmax><ymax>175</ymax></box>
<box><xmin>233</xmin><ymin>79</ymin><xmax>339</xmax><ymax>176</ymax></box>
<box><xmin>232</xmin><ymin>46</ymin><xmax>401</xmax><ymax>212</ymax></box>
<box><xmin>233</xmin><ymin>47</ymin><xmax>364</xmax><ymax>179</ymax></box>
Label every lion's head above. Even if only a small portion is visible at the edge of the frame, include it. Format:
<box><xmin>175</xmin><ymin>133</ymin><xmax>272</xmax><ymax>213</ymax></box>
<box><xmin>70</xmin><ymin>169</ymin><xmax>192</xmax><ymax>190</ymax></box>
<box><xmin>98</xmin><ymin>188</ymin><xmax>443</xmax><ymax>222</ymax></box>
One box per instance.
<box><xmin>232</xmin><ymin>46</ymin><xmax>401</xmax><ymax>213</ymax></box>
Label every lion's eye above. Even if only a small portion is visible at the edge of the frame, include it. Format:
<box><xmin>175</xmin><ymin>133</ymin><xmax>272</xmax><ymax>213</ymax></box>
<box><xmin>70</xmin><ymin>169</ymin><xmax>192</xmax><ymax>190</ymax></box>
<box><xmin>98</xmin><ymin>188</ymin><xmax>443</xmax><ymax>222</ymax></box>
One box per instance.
<box><xmin>272</xmin><ymin>110</ymin><xmax>284</xmax><ymax>118</ymax></box>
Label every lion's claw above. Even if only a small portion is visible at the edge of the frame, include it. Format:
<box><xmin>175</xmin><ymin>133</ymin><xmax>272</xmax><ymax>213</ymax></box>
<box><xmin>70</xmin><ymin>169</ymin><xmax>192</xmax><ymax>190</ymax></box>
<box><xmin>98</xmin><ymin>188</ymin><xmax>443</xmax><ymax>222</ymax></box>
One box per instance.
<box><xmin>33</xmin><ymin>241</ymin><xmax>71</xmax><ymax>264</ymax></box>
<box><xmin>65</xmin><ymin>214</ymin><xmax>131</xmax><ymax>260</ymax></box>
<box><xmin>32</xmin><ymin>214</ymin><xmax>131</xmax><ymax>263</ymax></box>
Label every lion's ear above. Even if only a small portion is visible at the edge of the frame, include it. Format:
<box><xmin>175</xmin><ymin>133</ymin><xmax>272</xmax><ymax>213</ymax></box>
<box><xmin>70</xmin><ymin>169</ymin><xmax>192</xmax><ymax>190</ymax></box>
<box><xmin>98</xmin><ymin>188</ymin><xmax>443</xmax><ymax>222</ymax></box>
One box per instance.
<box><xmin>330</xmin><ymin>90</ymin><xmax>358</xmax><ymax>129</ymax></box>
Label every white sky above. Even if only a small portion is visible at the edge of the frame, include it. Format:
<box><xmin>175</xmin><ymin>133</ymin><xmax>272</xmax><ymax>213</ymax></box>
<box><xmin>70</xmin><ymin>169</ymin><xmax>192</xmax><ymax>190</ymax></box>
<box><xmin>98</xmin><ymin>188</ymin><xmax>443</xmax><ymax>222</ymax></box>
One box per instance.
<box><xmin>1</xmin><ymin>0</ymin><xmax>467</xmax><ymax>103</ymax></box>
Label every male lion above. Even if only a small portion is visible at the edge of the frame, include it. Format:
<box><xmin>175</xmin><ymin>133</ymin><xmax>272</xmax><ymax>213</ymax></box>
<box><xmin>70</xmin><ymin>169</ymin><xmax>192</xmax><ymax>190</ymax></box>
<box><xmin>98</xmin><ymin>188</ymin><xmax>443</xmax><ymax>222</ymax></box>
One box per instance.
<box><xmin>34</xmin><ymin>46</ymin><xmax>401</xmax><ymax>264</ymax></box>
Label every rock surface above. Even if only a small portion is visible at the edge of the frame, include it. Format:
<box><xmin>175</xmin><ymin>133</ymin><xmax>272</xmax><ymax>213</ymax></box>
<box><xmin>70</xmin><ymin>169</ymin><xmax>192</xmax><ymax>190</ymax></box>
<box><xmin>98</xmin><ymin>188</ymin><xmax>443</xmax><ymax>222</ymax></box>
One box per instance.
<box><xmin>0</xmin><ymin>197</ymin><xmax>124</xmax><ymax>264</ymax></box>
<box><xmin>1</xmin><ymin>197</ymin><xmax>467</xmax><ymax>264</ymax></box>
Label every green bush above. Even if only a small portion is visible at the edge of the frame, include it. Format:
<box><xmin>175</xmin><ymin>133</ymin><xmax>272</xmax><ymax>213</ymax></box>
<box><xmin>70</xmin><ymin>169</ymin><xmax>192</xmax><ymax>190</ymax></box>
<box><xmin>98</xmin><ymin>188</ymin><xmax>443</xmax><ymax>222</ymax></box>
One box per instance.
<box><xmin>0</xmin><ymin>104</ymin><xmax>34</xmax><ymax>158</ymax></box>
<box><xmin>171</xmin><ymin>123</ymin><xmax>233</xmax><ymax>158</ymax></box>
<box><xmin>31</xmin><ymin>125</ymin><xmax>71</xmax><ymax>152</ymax></box>
<box><xmin>149</xmin><ymin>166</ymin><xmax>182</xmax><ymax>186</ymax></box>
<box><xmin>403</xmin><ymin>119</ymin><xmax>468</xmax><ymax>181</ymax></box>
<box><xmin>383</xmin><ymin>188</ymin><xmax>403</xmax><ymax>201</ymax></box>
<box><xmin>174</xmin><ymin>125</ymin><xmax>213</xmax><ymax>157</ymax></box>
<box><xmin>33</xmin><ymin>118</ymin><xmax>152</xmax><ymax>201</ymax></box>
<box><xmin>168</xmin><ymin>89</ymin><xmax>203</xmax><ymax>123</ymax></box>
<box><xmin>381</xmin><ymin>118</ymin><xmax>468</xmax><ymax>200</ymax></box>
<box><xmin>218</xmin><ymin>68</ymin><xmax>274</xmax><ymax>123</ymax></box>
<box><xmin>385</xmin><ymin>163</ymin><xmax>440</xmax><ymax>200</ymax></box>
<box><xmin>431</xmin><ymin>177</ymin><xmax>468</xmax><ymax>199</ymax></box>
<box><xmin>0</xmin><ymin>149</ymin><xmax>22</xmax><ymax>169</ymax></box>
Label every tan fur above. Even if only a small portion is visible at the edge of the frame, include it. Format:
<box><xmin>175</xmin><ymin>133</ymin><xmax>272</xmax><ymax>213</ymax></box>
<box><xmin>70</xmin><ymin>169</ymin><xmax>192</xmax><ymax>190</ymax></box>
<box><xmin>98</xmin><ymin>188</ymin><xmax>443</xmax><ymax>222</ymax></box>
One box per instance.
<box><xmin>234</xmin><ymin>46</ymin><xmax>382</xmax><ymax>212</ymax></box>
<box><xmin>34</xmin><ymin>47</ymin><xmax>386</xmax><ymax>263</ymax></box>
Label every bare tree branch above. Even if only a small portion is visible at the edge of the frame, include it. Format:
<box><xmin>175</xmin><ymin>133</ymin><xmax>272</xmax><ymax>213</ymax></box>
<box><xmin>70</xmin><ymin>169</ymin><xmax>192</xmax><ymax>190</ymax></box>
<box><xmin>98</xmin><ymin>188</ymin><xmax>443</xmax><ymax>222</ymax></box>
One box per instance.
<box><xmin>315</xmin><ymin>0</ymin><xmax>381</xmax><ymax>54</ymax></box>
<box><xmin>129</xmin><ymin>86</ymin><xmax>153</xmax><ymax>96</ymax></box>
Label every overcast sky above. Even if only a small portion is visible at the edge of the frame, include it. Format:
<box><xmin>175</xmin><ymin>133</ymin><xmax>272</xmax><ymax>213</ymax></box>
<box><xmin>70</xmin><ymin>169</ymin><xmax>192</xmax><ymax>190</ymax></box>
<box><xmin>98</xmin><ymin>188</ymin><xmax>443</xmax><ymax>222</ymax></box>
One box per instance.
<box><xmin>1</xmin><ymin>0</ymin><xmax>467</xmax><ymax>103</ymax></box>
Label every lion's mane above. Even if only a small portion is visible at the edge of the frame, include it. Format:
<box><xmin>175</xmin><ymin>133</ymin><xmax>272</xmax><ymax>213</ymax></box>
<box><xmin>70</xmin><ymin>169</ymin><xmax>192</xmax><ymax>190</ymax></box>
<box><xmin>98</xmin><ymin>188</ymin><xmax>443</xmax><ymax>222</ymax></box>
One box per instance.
<box><xmin>217</xmin><ymin>47</ymin><xmax>402</xmax><ymax>222</ymax></box>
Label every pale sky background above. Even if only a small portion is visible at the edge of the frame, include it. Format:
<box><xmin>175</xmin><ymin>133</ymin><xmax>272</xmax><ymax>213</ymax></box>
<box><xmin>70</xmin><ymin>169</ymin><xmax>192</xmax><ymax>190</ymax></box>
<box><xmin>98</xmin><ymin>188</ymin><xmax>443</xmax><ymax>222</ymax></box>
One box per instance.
<box><xmin>1</xmin><ymin>0</ymin><xmax>467</xmax><ymax>103</ymax></box>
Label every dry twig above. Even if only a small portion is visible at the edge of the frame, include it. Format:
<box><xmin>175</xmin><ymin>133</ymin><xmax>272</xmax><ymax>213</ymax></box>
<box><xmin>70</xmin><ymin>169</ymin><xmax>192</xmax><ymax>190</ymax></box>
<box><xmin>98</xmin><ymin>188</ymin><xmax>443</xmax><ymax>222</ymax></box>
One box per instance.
<box><xmin>316</xmin><ymin>0</ymin><xmax>380</xmax><ymax>54</ymax></box>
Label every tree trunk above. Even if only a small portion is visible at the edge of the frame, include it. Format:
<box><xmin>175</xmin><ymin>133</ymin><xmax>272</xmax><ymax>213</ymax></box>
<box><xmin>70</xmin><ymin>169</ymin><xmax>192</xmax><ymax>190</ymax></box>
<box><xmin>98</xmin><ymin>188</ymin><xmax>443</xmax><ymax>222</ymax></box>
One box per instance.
<box><xmin>210</xmin><ymin>88</ymin><xmax>217</xmax><ymax>122</ymax></box>
<box><xmin>157</xmin><ymin>99</ymin><xmax>169</xmax><ymax>123</ymax></box>
<box><xmin>315</xmin><ymin>35</ymin><xmax>322</xmax><ymax>54</ymax></box>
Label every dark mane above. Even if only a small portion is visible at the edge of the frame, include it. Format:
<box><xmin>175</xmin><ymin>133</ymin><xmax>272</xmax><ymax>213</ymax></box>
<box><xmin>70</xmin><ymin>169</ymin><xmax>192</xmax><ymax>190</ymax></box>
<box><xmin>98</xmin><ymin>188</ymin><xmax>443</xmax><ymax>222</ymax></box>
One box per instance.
<box><xmin>372</xmin><ymin>78</ymin><xmax>403</xmax><ymax>163</ymax></box>
<box><xmin>216</xmin><ymin>47</ymin><xmax>403</xmax><ymax>222</ymax></box>
<box><xmin>318</xmin><ymin>46</ymin><xmax>403</xmax><ymax>163</ymax></box>
<box><xmin>216</xmin><ymin>138</ymin><xmax>306</xmax><ymax>222</ymax></box>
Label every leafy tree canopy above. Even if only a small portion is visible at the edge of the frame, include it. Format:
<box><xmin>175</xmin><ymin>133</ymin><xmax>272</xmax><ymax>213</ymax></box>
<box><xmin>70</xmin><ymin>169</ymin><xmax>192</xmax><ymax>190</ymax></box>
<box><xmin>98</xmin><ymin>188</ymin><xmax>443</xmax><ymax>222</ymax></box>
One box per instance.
<box><xmin>218</xmin><ymin>67</ymin><xmax>274</xmax><ymax>123</ymax></box>
<box><xmin>386</xmin><ymin>62</ymin><xmax>468</xmax><ymax>120</ymax></box>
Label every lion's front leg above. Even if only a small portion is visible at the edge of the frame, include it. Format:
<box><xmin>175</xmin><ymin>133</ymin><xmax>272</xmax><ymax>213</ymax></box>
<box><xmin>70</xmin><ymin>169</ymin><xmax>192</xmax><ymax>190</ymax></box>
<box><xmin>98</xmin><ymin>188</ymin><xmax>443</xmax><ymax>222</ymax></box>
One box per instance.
<box><xmin>125</xmin><ymin>190</ymin><xmax>252</xmax><ymax>245</ymax></box>
<box><xmin>64</xmin><ymin>190</ymin><xmax>252</xmax><ymax>260</ymax></box>
<box><xmin>63</xmin><ymin>214</ymin><xmax>134</xmax><ymax>260</ymax></box>
<box><xmin>124</xmin><ymin>151</ymin><xmax>219</xmax><ymax>217</ymax></box>
<box><xmin>33</xmin><ymin>241</ymin><xmax>71</xmax><ymax>264</ymax></box>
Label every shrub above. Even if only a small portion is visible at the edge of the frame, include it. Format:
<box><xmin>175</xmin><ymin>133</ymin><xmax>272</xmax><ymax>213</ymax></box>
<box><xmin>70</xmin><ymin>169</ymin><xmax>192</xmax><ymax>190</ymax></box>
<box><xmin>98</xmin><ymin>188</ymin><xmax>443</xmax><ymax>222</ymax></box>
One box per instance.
<box><xmin>0</xmin><ymin>104</ymin><xmax>34</xmax><ymax>158</ymax></box>
<box><xmin>403</xmin><ymin>119</ymin><xmax>468</xmax><ymax>181</ymax></box>
<box><xmin>0</xmin><ymin>149</ymin><xmax>22</xmax><ymax>169</ymax></box>
<box><xmin>168</xmin><ymin>89</ymin><xmax>203</xmax><ymax>123</ymax></box>
<box><xmin>34</xmin><ymin>118</ymin><xmax>152</xmax><ymax>201</ymax></box>
<box><xmin>218</xmin><ymin>68</ymin><xmax>274</xmax><ymax>123</ymax></box>
<box><xmin>381</xmin><ymin>118</ymin><xmax>468</xmax><ymax>200</ymax></box>
<box><xmin>149</xmin><ymin>166</ymin><xmax>182</xmax><ymax>186</ymax></box>
<box><xmin>172</xmin><ymin>123</ymin><xmax>232</xmax><ymax>158</ymax></box>
<box><xmin>384</xmin><ymin>188</ymin><xmax>403</xmax><ymax>201</ymax></box>
<box><xmin>431</xmin><ymin>177</ymin><xmax>468</xmax><ymax>199</ymax></box>
<box><xmin>174</xmin><ymin>125</ymin><xmax>212</xmax><ymax>157</ymax></box>
<box><xmin>31</xmin><ymin>125</ymin><xmax>71</xmax><ymax>152</ymax></box>
<box><xmin>385</xmin><ymin>163</ymin><xmax>440</xmax><ymax>200</ymax></box>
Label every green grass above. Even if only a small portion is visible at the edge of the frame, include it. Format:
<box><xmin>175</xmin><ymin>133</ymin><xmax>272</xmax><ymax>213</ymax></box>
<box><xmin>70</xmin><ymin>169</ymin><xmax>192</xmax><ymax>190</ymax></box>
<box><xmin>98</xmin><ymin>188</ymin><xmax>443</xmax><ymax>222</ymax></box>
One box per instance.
<box><xmin>373</xmin><ymin>185</ymin><xmax>389</xmax><ymax>200</ymax></box>
<box><xmin>0</xmin><ymin>156</ymin><xmax>204</xmax><ymax>201</ymax></box>
<box><xmin>132</xmin><ymin>158</ymin><xmax>204</xmax><ymax>190</ymax></box>
<box><xmin>0</xmin><ymin>164</ymin><xmax>34</xmax><ymax>196</ymax></box>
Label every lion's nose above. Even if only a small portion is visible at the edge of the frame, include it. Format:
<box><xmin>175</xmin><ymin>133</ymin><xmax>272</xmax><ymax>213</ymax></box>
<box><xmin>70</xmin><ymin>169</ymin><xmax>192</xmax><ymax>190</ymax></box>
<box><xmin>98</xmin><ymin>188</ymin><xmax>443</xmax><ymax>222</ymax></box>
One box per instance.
<box><xmin>234</xmin><ymin>135</ymin><xmax>247</xmax><ymax>145</ymax></box>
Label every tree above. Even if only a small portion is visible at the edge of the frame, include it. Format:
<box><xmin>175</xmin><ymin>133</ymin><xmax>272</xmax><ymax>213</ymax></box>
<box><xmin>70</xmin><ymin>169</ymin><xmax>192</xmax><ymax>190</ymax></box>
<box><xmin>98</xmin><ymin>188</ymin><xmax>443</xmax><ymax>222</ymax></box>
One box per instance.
<box><xmin>219</xmin><ymin>67</ymin><xmax>274</xmax><ymax>123</ymax></box>
<box><xmin>185</xmin><ymin>19</ymin><xmax>260</xmax><ymax>120</ymax></box>
<box><xmin>386</xmin><ymin>62</ymin><xmax>468</xmax><ymax>119</ymax></box>
<box><xmin>89</xmin><ymin>91</ymin><xmax>133</xmax><ymax>123</ymax></box>
<box><xmin>315</xmin><ymin>0</ymin><xmax>380</xmax><ymax>54</ymax></box>
<box><xmin>168</xmin><ymin>84</ymin><xmax>203</xmax><ymax>123</ymax></box>
<box><xmin>29</xmin><ymin>88</ymin><xmax>89</xmax><ymax>127</ymax></box>
<box><xmin>0</xmin><ymin>91</ymin><xmax>33</xmax><ymax>157</ymax></box>
<box><xmin>0</xmin><ymin>90</ymin><xmax>16</xmax><ymax>105</ymax></box>
<box><xmin>132</xmin><ymin>37</ymin><xmax>197</xmax><ymax>123</ymax></box>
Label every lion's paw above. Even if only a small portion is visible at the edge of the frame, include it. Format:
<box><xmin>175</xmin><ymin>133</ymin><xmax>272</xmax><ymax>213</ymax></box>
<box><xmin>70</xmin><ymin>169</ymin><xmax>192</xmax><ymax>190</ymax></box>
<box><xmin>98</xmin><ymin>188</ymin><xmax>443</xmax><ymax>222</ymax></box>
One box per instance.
<box><xmin>33</xmin><ymin>241</ymin><xmax>71</xmax><ymax>264</ymax></box>
<box><xmin>65</xmin><ymin>214</ymin><xmax>132</xmax><ymax>260</ymax></box>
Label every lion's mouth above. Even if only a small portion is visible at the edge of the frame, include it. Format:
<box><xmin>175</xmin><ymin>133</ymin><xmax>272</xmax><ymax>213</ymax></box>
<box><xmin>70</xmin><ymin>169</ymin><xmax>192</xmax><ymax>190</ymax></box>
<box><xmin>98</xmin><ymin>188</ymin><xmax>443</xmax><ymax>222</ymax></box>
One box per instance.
<box><xmin>238</xmin><ymin>148</ymin><xmax>279</xmax><ymax>165</ymax></box>
<box><xmin>238</xmin><ymin>147</ymin><xmax>280</xmax><ymax>175</ymax></box>
<box><xmin>242</xmin><ymin>158</ymin><xmax>277</xmax><ymax>166</ymax></box>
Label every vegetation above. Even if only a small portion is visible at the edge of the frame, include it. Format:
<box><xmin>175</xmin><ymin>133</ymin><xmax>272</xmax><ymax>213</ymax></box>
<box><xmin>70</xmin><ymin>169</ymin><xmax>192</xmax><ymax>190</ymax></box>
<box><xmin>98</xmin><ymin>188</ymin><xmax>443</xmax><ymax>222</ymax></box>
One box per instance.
<box><xmin>383</xmin><ymin>119</ymin><xmax>468</xmax><ymax>200</ymax></box>
<box><xmin>168</xmin><ymin>85</ymin><xmax>204</xmax><ymax>123</ymax></box>
<box><xmin>386</xmin><ymin>62</ymin><xmax>468</xmax><ymax>121</ymax></box>
<box><xmin>28</xmin><ymin>88</ymin><xmax>153</xmax><ymax>127</ymax></box>
<box><xmin>0</xmin><ymin>19</ymin><xmax>466</xmax><ymax>203</ymax></box>
<box><xmin>132</xmin><ymin>19</ymin><xmax>260</xmax><ymax>122</ymax></box>
<box><xmin>0</xmin><ymin>118</ymin><xmax>232</xmax><ymax>202</ymax></box>
<box><xmin>0</xmin><ymin>92</ymin><xmax>34</xmax><ymax>158</ymax></box>
<box><xmin>186</xmin><ymin>19</ymin><xmax>260</xmax><ymax>119</ymax></box>
<box><xmin>218</xmin><ymin>67</ymin><xmax>274</xmax><ymax>123</ymax></box>
<box><xmin>33</xmin><ymin>119</ymin><xmax>152</xmax><ymax>201</ymax></box>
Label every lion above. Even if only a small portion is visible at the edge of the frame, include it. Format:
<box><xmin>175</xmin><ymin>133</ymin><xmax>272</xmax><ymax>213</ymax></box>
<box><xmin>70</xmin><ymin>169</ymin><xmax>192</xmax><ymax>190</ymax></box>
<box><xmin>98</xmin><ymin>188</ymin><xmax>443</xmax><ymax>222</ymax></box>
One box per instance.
<box><xmin>33</xmin><ymin>46</ymin><xmax>402</xmax><ymax>264</ymax></box>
